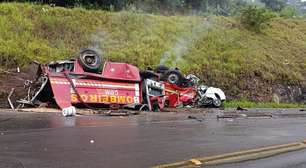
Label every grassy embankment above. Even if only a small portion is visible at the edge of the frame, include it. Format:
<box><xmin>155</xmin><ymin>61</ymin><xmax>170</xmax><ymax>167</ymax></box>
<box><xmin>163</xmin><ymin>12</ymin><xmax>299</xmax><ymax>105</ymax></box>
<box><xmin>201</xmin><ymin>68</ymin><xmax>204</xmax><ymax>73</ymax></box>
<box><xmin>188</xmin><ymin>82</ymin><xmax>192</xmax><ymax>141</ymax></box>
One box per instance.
<box><xmin>0</xmin><ymin>3</ymin><xmax>305</xmax><ymax>106</ymax></box>
<box><xmin>224</xmin><ymin>101</ymin><xmax>305</xmax><ymax>108</ymax></box>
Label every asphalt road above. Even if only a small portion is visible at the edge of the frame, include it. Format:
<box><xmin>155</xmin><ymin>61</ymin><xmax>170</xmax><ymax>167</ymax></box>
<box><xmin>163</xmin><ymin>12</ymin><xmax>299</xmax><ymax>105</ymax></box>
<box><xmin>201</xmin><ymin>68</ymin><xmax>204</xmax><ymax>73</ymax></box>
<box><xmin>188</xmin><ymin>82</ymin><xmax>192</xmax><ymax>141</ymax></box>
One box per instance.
<box><xmin>208</xmin><ymin>149</ymin><xmax>306</xmax><ymax>168</ymax></box>
<box><xmin>0</xmin><ymin>109</ymin><xmax>306</xmax><ymax>168</ymax></box>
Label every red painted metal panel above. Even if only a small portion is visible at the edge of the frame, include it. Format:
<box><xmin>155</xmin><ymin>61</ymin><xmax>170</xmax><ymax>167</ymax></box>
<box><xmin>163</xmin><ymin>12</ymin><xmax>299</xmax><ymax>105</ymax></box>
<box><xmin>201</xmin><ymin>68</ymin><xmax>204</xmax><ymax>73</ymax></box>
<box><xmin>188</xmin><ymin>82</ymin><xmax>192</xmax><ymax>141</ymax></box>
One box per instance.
<box><xmin>102</xmin><ymin>62</ymin><xmax>141</xmax><ymax>82</ymax></box>
<box><xmin>164</xmin><ymin>82</ymin><xmax>196</xmax><ymax>107</ymax></box>
<box><xmin>71</xmin><ymin>79</ymin><xmax>140</xmax><ymax>105</ymax></box>
<box><xmin>49</xmin><ymin>76</ymin><xmax>72</xmax><ymax>109</ymax></box>
<box><xmin>49</xmin><ymin>76</ymin><xmax>141</xmax><ymax>107</ymax></box>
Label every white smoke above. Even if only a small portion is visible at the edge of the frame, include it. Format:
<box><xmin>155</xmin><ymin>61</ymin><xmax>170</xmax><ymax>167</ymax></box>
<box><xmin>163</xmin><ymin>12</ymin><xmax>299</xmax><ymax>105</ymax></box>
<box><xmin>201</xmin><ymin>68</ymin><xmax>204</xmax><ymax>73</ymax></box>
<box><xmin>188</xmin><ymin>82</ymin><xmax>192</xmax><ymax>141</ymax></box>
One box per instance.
<box><xmin>159</xmin><ymin>52</ymin><xmax>171</xmax><ymax>65</ymax></box>
<box><xmin>159</xmin><ymin>17</ymin><xmax>213</xmax><ymax>66</ymax></box>
<box><xmin>89</xmin><ymin>30</ymin><xmax>106</xmax><ymax>58</ymax></box>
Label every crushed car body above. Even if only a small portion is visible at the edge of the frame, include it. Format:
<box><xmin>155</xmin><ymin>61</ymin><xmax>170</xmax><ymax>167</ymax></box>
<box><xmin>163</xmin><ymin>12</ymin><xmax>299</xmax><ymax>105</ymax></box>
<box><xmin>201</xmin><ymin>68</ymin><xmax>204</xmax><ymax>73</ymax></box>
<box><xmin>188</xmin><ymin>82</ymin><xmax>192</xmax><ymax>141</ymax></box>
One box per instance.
<box><xmin>154</xmin><ymin>65</ymin><xmax>226</xmax><ymax>108</ymax></box>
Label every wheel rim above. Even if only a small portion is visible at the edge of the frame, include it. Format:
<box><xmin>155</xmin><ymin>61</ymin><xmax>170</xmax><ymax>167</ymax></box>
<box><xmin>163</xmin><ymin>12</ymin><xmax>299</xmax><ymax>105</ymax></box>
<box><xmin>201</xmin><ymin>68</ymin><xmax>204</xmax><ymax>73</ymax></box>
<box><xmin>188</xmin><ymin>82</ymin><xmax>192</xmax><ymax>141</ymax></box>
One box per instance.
<box><xmin>168</xmin><ymin>74</ymin><xmax>178</xmax><ymax>84</ymax></box>
<box><xmin>213</xmin><ymin>99</ymin><xmax>221</xmax><ymax>107</ymax></box>
<box><xmin>83</xmin><ymin>54</ymin><xmax>97</xmax><ymax>66</ymax></box>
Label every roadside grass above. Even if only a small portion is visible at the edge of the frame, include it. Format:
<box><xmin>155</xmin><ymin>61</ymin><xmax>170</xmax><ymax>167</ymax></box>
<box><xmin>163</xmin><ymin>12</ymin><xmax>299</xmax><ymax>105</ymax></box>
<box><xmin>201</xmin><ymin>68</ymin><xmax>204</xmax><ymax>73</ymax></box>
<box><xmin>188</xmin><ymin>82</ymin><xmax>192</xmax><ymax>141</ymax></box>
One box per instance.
<box><xmin>224</xmin><ymin>100</ymin><xmax>306</xmax><ymax>109</ymax></box>
<box><xmin>0</xmin><ymin>3</ymin><xmax>305</xmax><ymax>102</ymax></box>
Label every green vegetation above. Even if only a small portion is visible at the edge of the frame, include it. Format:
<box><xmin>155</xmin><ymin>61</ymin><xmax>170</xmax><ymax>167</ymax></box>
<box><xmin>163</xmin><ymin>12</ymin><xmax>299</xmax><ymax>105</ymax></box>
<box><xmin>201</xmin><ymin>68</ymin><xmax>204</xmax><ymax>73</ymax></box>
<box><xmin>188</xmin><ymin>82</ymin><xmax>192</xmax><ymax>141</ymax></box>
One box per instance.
<box><xmin>240</xmin><ymin>6</ymin><xmax>277</xmax><ymax>32</ymax></box>
<box><xmin>5</xmin><ymin>0</ymin><xmax>303</xmax><ymax>17</ymax></box>
<box><xmin>224</xmin><ymin>100</ymin><xmax>306</xmax><ymax>108</ymax></box>
<box><xmin>280</xmin><ymin>6</ymin><xmax>298</xmax><ymax>18</ymax></box>
<box><xmin>0</xmin><ymin>3</ymin><xmax>305</xmax><ymax>101</ymax></box>
<box><xmin>0</xmin><ymin>0</ymin><xmax>273</xmax><ymax>15</ymax></box>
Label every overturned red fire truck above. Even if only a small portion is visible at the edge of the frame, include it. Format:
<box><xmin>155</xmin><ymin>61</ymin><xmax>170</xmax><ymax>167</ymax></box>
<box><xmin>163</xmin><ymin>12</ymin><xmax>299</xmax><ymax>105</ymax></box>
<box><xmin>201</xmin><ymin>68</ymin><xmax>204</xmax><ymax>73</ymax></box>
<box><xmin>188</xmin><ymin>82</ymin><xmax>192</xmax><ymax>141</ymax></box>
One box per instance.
<box><xmin>17</xmin><ymin>49</ymin><xmax>226</xmax><ymax>116</ymax></box>
<box><xmin>18</xmin><ymin>49</ymin><xmax>165</xmax><ymax>115</ymax></box>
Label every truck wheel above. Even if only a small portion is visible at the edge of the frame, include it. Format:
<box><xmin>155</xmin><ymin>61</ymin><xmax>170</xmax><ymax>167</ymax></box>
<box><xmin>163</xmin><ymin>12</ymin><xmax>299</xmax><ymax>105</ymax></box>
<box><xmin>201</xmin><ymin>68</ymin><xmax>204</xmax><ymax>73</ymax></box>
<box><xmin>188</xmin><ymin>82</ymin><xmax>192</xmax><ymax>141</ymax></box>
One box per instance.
<box><xmin>155</xmin><ymin>65</ymin><xmax>169</xmax><ymax>74</ymax></box>
<box><xmin>79</xmin><ymin>49</ymin><xmax>102</xmax><ymax>73</ymax></box>
<box><xmin>164</xmin><ymin>70</ymin><xmax>183</xmax><ymax>86</ymax></box>
<box><xmin>140</xmin><ymin>70</ymin><xmax>158</xmax><ymax>80</ymax></box>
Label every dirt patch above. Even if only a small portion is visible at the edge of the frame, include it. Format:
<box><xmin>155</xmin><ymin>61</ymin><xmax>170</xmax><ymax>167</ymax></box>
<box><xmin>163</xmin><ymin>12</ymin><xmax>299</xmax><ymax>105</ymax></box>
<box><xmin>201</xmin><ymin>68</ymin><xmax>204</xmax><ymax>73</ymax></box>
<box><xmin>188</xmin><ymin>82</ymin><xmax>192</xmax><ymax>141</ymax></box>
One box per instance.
<box><xmin>218</xmin><ymin>75</ymin><xmax>306</xmax><ymax>103</ymax></box>
<box><xmin>0</xmin><ymin>72</ymin><xmax>27</xmax><ymax>108</ymax></box>
<box><xmin>0</xmin><ymin>66</ymin><xmax>38</xmax><ymax>108</ymax></box>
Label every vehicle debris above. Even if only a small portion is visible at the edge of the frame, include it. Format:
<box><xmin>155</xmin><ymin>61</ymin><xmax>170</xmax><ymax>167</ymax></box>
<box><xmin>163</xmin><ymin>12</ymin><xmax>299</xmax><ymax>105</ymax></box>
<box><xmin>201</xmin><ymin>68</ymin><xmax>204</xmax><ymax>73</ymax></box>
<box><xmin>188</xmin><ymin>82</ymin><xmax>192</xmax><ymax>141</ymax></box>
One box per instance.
<box><xmin>217</xmin><ymin>113</ymin><xmax>248</xmax><ymax>119</ymax></box>
<box><xmin>237</xmin><ymin>106</ymin><xmax>248</xmax><ymax>111</ymax></box>
<box><xmin>15</xmin><ymin>49</ymin><xmax>165</xmax><ymax>116</ymax></box>
<box><xmin>62</xmin><ymin>106</ymin><xmax>76</xmax><ymax>117</ymax></box>
<box><xmin>106</xmin><ymin>110</ymin><xmax>138</xmax><ymax>116</ymax></box>
<box><xmin>217</xmin><ymin>113</ymin><xmax>273</xmax><ymax>120</ymax></box>
<box><xmin>13</xmin><ymin>49</ymin><xmax>226</xmax><ymax>116</ymax></box>
<box><xmin>154</xmin><ymin>65</ymin><xmax>226</xmax><ymax>108</ymax></box>
<box><xmin>7</xmin><ymin>88</ymin><xmax>15</xmax><ymax>111</ymax></box>
<box><xmin>187</xmin><ymin>115</ymin><xmax>203</xmax><ymax>122</ymax></box>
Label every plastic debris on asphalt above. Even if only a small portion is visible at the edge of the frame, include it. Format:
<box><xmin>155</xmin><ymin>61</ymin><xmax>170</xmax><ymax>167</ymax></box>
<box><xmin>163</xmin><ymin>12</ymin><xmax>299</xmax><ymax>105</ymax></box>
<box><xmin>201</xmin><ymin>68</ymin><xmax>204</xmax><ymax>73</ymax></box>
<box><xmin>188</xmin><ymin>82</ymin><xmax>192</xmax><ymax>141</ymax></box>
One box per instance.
<box><xmin>62</xmin><ymin>106</ymin><xmax>76</xmax><ymax>117</ymax></box>
<box><xmin>226</xmin><ymin>119</ymin><xmax>234</xmax><ymax>122</ymax></box>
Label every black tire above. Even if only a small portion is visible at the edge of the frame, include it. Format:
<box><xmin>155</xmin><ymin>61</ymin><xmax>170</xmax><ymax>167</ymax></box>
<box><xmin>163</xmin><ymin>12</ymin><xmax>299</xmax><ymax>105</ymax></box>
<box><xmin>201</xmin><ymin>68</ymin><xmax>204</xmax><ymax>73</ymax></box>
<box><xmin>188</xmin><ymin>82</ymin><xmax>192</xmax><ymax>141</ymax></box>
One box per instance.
<box><xmin>212</xmin><ymin>98</ymin><xmax>222</xmax><ymax>108</ymax></box>
<box><xmin>140</xmin><ymin>70</ymin><xmax>158</xmax><ymax>80</ymax></box>
<box><xmin>78</xmin><ymin>49</ymin><xmax>102</xmax><ymax>73</ymax></box>
<box><xmin>163</xmin><ymin>70</ymin><xmax>183</xmax><ymax>86</ymax></box>
<box><xmin>155</xmin><ymin>65</ymin><xmax>169</xmax><ymax>74</ymax></box>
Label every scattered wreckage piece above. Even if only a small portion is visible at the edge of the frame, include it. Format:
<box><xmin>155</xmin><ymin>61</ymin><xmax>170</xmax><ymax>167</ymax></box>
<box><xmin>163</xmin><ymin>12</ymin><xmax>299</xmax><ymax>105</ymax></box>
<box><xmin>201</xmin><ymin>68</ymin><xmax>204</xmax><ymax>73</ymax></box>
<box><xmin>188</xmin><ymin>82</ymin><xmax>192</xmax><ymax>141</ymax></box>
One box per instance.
<box><xmin>18</xmin><ymin>107</ymin><xmax>61</xmax><ymax>113</ymax></box>
<box><xmin>16</xmin><ymin>49</ymin><xmax>165</xmax><ymax>116</ymax></box>
<box><xmin>237</xmin><ymin>106</ymin><xmax>248</xmax><ymax>111</ymax></box>
<box><xmin>7</xmin><ymin>88</ymin><xmax>15</xmax><ymax>111</ymax></box>
<box><xmin>106</xmin><ymin>109</ymin><xmax>140</xmax><ymax>116</ymax></box>
<box><xmin>217</xmin><ymin>112</ymin><xmax>273</xmax><ymax>120</ymax></box>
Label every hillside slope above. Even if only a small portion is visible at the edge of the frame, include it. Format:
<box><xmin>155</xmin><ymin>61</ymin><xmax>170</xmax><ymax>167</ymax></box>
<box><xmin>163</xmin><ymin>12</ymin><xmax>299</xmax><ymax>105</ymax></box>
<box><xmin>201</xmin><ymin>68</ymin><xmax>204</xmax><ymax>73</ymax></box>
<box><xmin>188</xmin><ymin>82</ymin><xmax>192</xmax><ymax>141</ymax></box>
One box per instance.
<box><xmin>0</xmin><ymin>3</ymin><xmax>305</xmax><ymax>103</ymax></box>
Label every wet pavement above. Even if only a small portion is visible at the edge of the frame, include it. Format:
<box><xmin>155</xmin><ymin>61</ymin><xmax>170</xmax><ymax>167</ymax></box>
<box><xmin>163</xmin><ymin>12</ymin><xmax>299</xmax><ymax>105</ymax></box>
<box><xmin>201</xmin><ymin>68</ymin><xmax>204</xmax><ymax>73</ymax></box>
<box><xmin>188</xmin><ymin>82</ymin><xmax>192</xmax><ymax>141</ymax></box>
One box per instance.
<box><xmin>208</xmin><ymin>150</ymin><xmax>306</xmax><ymax>168</ymax></box>
<box><xmin>0</xmin><ymin>109</ymin><xmax>306</xmax><ymax>168</ymax></box>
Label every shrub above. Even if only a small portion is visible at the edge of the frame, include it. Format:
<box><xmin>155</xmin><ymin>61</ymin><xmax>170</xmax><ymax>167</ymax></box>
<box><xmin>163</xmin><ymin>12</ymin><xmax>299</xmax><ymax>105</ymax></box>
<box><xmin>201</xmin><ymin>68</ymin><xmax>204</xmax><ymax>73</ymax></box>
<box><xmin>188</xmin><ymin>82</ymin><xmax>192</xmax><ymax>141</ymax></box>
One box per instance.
<box><xmin>240</xmin><ymin>6</ymin><xmax>276</xmax><ymax>32</ymax></box>
<box><xmin>280</xmin><ymin>6</ymin><xmax>297</xmax><ymax>18</ymax></box>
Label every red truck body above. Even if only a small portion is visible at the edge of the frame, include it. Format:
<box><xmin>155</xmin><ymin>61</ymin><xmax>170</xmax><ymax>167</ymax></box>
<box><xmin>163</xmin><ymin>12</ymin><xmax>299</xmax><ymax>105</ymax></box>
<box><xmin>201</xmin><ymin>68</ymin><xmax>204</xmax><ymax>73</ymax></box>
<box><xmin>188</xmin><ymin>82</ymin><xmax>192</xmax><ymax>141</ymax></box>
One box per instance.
<box><xmin>164</xmin><ymin>82</ymin><xmax>196</xmax><ymax>108</ymax></box>
<box><xmin>31</xmin><ymin>58</ymin><xmax>164</xmax><ymax>111</ymax></box>
<box><xmin>46</xmin><ymin>61</ymin><xmax>141</xmax><ymax>109</ymax></box>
